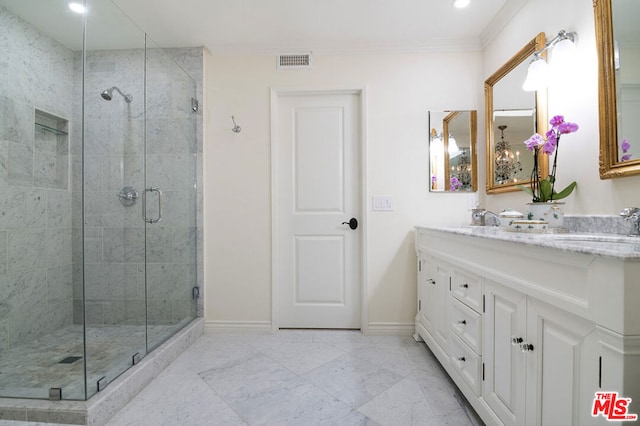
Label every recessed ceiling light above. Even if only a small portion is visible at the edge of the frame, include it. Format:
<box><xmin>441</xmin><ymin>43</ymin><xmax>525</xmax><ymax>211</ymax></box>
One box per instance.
<box><xmin>68</xmin><ymin>2</ymin><xmax>86</xmax><ymax>14</ymax></box>
<box><xmin>453</xmin><ymin>0</ymin><xmax>471</xmax><ymax>9</ymax></box>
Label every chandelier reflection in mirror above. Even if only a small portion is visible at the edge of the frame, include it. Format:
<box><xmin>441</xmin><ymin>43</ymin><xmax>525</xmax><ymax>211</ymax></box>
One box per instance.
<box><xmin>451</xmin><ymin>150</ymin><xmax>472</xmax><ymax>189</ymax></box>
<box><xmin>494</xmin><ymin>125</ymin><xmax>522</xmax><ymax>184</ymax></box>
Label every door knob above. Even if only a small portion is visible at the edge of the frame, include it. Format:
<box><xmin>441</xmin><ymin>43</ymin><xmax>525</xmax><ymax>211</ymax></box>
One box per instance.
<box><xmin>341</xmin><ymin>217</ymin><xmax>358</xmax><ymax>230</ymax></box>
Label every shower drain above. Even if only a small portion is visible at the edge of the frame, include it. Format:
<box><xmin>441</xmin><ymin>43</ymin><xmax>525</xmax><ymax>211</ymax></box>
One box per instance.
<box><xmin>58</xmin><ymin>356</ymin><xmax>82</xmax><ymax>364</ymax></box>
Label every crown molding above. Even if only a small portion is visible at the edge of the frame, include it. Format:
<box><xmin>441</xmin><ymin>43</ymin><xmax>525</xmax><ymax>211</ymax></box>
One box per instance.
<box><xmin>204</xmin><ymin>38</ymin><xmax>484</xmax><ymax>56</ymax></box>
<box><xmin>480</xmin><ymin>0</ymin><xmax>530</xmax><ymax>49</ymax></box>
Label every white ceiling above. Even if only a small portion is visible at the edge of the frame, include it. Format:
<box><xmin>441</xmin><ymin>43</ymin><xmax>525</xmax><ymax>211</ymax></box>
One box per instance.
<box><xmin>1</xmin><ymin>0</ymin><xmax>529</xmax><ymax>53</ymax></box>
<box><xmin>112</xmin><ymin>0</ymin><xmax>527</xmax><ymax>53</ymax></box>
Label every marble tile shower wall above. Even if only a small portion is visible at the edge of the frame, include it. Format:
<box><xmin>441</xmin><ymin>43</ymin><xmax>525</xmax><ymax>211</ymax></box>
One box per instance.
<box><xmin>2</xmin><ymin>5</ymin><xmax>203</xmax><ymax>345</ymax></box>
<box><xmin>76</xmin><ymin>47</ymin><xmax>199</xmax><ymax>327</ymax></box>
<box><xmin>0</xmin><ymin>6</ymin><xmax>76</xmax><ymax>349</ymax></box>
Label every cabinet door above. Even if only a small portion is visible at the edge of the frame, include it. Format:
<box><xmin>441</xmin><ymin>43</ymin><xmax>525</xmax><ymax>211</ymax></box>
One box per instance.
<box><xmin>525</xmin><ymin>299</ymin><xmax>598</xmax><ymax>426</ymax></box>
<box><xmin>417</xmin><ymin>254</ymin><xmax>435</xmax><ymax>333</ymax></box>
<box><xmin>418</xmin><ymin>256</ymin><xmax>450</xmax><ymax>357</ymax></box>
<box><xmin>416</xmin><ymin>253</ymin><xmax>428</xmax><ymax>328</ymax></box>
<box><xmin>483</xmin><ymin>280</ymin><xmax>527</xmax><ymax>426</ymax></box>
<box><xmin>432</xmin><ymin>261</ymin><xmax>452</xmax><ymax>352</ymax></box>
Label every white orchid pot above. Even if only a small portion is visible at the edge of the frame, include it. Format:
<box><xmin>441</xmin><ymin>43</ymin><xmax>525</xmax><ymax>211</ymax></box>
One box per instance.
<box><xmin>526</xmin><ymin>202</ymin><xmax>565</xmax><ymax>228</ymax></box>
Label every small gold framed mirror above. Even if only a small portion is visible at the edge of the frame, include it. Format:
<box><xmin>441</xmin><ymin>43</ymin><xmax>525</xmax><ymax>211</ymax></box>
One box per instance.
<box><xmin>485</xmin><ymin>33</ymin><xmax>549</xmax><ymax>193</ymax></box>
<box><xmin>429</xmin><ymin>110</ymin><xmax>478</xmax><ymax>192</ymax></box>
<box><xmin>595</xmin><ymin>0</ymin><xmax>640</xmax><ymax>178</ymax></box>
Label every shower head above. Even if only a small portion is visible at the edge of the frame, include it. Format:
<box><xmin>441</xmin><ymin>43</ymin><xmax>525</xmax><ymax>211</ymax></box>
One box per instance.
<box><xmin>100</xmin><ymin>89</ymin><xmax>112</xmax><ymax>101</ymax></box>
<box><xmin>101</xmin><ymin>86</ymin><xmax>133</xmax><ymax>103</ymax></box>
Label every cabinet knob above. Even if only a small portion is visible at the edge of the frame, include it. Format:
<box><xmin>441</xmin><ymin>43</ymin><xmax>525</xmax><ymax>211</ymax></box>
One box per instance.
<box><xmin>460</xmin><ymin>283</ymin><xmax>469</xmax><ymax>288</ymax></box>
<box><xmin>457</xmin><ymin>357</ymin><xmax>466</xmax><ymax>362</ymax></box>
<box><xmin>458</xmin><ymin>320</ymin><xmax>466</xmax><ymax>325</ymax></box>
<box><xmin>427</xmin><ymin>279</ymin><xmax>436</xmax><ymax>285</ymax></box>
<box><xmin>521</xmin><ymin>343</ymin><xmax>535</xmax><ymax>352</ymax></box>
<box><xmin>511</xmin><ymin>337</ymin><xmax>523</xmax><ymax>346</ymax></box>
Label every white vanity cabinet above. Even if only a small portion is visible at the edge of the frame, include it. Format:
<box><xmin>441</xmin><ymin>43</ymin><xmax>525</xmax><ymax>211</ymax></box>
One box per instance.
<box><xmin>415</xmin><ymin>226</ymin><xmax>639</xmax><ymax>426</ymax></box>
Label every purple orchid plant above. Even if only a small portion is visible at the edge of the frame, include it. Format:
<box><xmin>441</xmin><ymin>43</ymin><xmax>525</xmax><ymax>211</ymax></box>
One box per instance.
<box><xmin>449</xmin><ymin>176</ymin><xmax>463</xmax><ymax>191</ymax></box>
<box><xmin>517</xmin><ymin>115</ymin><xmax>578</xmax><ymax>202</ymax></box>
<box><xmin>621</xmin><ymin>138</ymin><xmax>631</xmax><ymax>162</ymax></box>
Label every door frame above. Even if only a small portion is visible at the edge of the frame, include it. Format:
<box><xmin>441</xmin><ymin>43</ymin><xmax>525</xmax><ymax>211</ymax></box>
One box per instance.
<box><xmin>270</xmin><ymin>87</ymin><xmax>368</xmax><ymax>333</ymax></box>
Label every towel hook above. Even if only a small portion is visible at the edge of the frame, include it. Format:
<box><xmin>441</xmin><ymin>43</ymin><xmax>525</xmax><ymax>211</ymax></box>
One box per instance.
<box><xmin>231</xmin><ymin>115</ymin><xmax>241</xmax><ymax>133</ymax></box>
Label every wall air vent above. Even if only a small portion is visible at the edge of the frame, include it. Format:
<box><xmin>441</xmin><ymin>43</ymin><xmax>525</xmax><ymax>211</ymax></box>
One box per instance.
<box><xmin>277</xmin><ymin>53</ymin><xmax>312</xmax><ymax>69</ymax></box>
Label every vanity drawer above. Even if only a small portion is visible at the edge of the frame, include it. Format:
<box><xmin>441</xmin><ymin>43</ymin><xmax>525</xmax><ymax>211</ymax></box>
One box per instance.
<box><xmin>450</xmin><ymin>298</ymin><xmax>482</xmax><ymax>354</ymax></box>
<box><xmin>448</xmin><ymin>333</ymin><xmax>482</xmax><ymax>396</ymax></box>
<box><xmin>452</xmin><ymin>269</ymin><xmax>482</xmax><ymax>312</ymax></box>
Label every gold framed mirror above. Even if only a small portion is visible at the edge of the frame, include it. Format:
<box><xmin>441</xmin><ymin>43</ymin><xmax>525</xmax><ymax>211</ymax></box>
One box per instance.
<box><xmin>595</xmin><ymin>0</ymin><xmax>640</xmax><ymax>179</ymax></box>
<box><xmin>429</xmin><ymin>110</ymin><xmax>478</xmax><ymax>192</ymax></box>
<box><xmin>485</xmin><ymin>33</ymin><xmax>549</xmax><ymax>194</ymax></box>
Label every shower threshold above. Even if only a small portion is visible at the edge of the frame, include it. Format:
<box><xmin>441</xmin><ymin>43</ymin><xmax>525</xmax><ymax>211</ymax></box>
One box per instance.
<box><xmin>0</xmin><ymin>318</ymin><xmax>203</xmax><ymax>425</ymax></box>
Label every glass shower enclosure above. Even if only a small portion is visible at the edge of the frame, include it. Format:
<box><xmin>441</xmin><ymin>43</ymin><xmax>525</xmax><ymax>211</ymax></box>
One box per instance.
<box><xmin>0</xmin><ymin>0</ymin><xmax>198</xmax><ymax>401</ymax></box>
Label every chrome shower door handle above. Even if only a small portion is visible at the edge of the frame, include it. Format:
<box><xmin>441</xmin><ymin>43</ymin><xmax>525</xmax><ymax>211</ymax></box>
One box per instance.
<box><xmin>142</xmin><ymin>187</ymin><xmax>163</xmax><ymax>224</ymax></box>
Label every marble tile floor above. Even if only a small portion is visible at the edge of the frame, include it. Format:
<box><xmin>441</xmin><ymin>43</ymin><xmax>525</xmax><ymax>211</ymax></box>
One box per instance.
<box><xmin>0</xmin><ymin>324</ymin><xmax>177</xmax><ymax>401</ymax></box>
<box><xmin>95</xmin><ymin>330</ymin><xmax>482</xmax><ymax>426</ymax></box>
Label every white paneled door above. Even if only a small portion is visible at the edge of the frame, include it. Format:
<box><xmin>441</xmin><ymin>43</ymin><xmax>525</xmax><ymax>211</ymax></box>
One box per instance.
<box><xmin>275</xmin><ymin>91</ymin><xmax>361</xmax><ymax>329</ymax></box>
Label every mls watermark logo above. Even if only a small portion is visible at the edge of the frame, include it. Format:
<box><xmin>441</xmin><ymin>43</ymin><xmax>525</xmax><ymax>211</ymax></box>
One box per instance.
<box><xmin>592</xmin><ymin>392</ymin><xmax>638</xmax><ymax>421</ymax></box>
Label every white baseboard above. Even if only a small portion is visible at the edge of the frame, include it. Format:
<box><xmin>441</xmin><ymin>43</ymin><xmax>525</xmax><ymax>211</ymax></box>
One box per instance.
<box><xmin>204</xmin><ymin>320</ymin><xmax>273</xmax><ymax>334</ymax></box>
<box><xmin>205</xmin><ymin>320</ymin><xmax>414</xmax><ymax>336</ymax></box>
<box><xmin>367</xmin><ymin>322</ymin><xmax>416</xmax><ymax>336</ymax></box>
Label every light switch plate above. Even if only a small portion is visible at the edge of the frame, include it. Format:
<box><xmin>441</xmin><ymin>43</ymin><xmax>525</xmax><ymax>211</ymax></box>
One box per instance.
<box><xmin>372</xmin><ymin>196</ymin><xmax>393</xmax><ymax>211</ymax></box>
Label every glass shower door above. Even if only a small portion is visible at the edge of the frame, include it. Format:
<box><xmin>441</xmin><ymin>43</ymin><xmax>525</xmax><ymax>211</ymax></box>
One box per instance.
<box><xmin>143</xmin><ymin>38</ymin><xmax>197</xmax><ymax>351</ymax></box>
<box><xmin>82</xmin><ymin>0</ymin><xmax>148</xmax><ymax>400</ymax></box>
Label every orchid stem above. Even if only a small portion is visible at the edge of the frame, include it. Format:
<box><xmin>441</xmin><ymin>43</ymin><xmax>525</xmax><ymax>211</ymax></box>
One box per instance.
<box><xmin>549</xmin><ymin>140</ymin><xmax>559</xmax><ymax>202</ymax></box>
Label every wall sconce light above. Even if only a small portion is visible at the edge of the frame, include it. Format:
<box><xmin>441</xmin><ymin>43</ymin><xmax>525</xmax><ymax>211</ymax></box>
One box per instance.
<box><xmin>522</xmin><ymin>30</ymin><xmax>578</xmax><ymax>92</ymax></box>
<box><xmin>430</xmin><ymin>128</ymin><xmax>459</xmax><ymax>156</ymax></box>
<box><xmin>430</xmin><ymin>128</ymin><xmax>443</xmax><ymax>147</ymax></box>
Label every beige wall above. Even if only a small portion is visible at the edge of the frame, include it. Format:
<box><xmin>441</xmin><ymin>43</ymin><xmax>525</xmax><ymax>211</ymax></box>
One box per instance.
<box><xmin>481</xmin><ymin>0</ymin><xmax>640</xmax><ymax>214</ymax></box>
<box><xmin>203</xmin><ymin>51</ymin><xmax>482</xmax><ymax>331</ymax></box>
<box><xmin>203</xmin><ymin>0</ymin><xmax>640</xmax><ymax>331</ymax></box>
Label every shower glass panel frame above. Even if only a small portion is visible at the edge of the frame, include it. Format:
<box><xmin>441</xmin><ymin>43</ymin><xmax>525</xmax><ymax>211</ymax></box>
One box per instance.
<box><xmin>0</xmin><ymin>0</ymin><xmax>197</xmax><ymax>402</ymax></box>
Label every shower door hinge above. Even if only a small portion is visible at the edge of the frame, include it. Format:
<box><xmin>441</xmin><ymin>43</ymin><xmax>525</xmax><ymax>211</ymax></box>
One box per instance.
<box><xmin>49</xmin><ymin>388</ymin><xmax>62</xmax><ymax>400</ymax></box>
<box><xmin>97</xmin><ymin>376</ymin><xmax>108</xmax><ymax>392</ymax></box>
<box><xmin>191</xmin><ymin>98</ymin><xmax>199</xmax><ymax>112</ymax></box>
<box><xmin>192</xmin><ymin>286</ymin><xmax>200</xmax><ymax>300</ymax></box>
<box><xmin>132</xmin><ymin>352</ymin><xmax>141</xmax><ymax>366</ymax></box>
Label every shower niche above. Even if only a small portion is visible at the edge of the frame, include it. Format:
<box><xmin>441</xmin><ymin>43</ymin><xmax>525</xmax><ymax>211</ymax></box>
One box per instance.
<box><xmin>34</xmin><ymin>110</ymin><xmax>69</xmax><ymax>190</ymax></box>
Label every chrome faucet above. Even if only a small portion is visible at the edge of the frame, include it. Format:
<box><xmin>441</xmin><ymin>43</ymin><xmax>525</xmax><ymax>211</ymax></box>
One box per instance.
<box><xmin>480</xmin><ymin>210</ymin><xmax>500</xmax><ymax>227</ymax></box>
<box><xmin>619</xmin><ymin>207</ymin><xmax>640</xmax><ymax>235</ymax></box>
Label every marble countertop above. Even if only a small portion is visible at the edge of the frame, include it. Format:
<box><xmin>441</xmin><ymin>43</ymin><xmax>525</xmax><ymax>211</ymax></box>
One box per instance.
<box><xmin>416</xmin><ymin>225</ymin><xmax>640</xmax><ymax>260</ymax></box>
